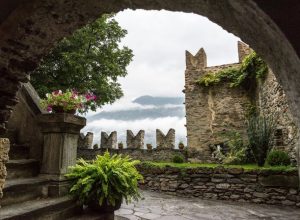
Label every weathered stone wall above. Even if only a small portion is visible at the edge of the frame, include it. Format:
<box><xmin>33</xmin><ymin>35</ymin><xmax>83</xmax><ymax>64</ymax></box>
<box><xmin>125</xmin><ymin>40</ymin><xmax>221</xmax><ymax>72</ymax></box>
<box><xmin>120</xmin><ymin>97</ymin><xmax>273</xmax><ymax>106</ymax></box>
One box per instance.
<box><xmin>127</xmin><ymin>130</ymin><xmax>145</xmax><ymax>149</ymax></box>
<box><xmin>185</xmin><ymin>42</ymin><xmax>299</xmax><ymax>163</ymax></box>
<box><xmin>156</xmin><ymin>129</ymin><xmax>175</xmax><ymax>149</ymax></box>
<box><xmin>78</xmin><ymin>148</ymin><xmax>187</xmax><ymax>162</ymax></box>
<box><xmin>138</xmin><ymin>165</ymin><xmax>300</xmax><ymax>207</ymax></box>
<box><xmin>185</xmin><ymin>46</ymin><xmax>251</xmax><ymax>158</ymax></box>
<box><xmin>0</xmin><ymin>138</ymin><xmax>9</xmax><ymax>199</ymax></box>
<box><xmin>257</xmin><ymin>71</ymin><xmax>299</xmax><ymax>164</ymax></box>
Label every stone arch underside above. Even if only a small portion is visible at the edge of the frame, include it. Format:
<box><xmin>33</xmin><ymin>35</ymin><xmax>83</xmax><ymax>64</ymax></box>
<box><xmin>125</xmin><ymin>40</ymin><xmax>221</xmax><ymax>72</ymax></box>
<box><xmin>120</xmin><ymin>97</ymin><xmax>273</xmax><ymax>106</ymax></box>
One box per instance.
<box><xmin>0</xmin><ymin>0</ymin><xmax>300</xmax><ymax>144</ymax></box>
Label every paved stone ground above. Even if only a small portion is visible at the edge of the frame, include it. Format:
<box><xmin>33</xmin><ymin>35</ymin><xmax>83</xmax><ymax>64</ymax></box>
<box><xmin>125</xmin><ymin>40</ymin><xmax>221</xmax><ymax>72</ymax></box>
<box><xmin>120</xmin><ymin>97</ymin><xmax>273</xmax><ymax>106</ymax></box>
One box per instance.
<box><xmin>115</xmin><ymin>190</ymin><xmax>300</xmax><ymax>220</ymax></box>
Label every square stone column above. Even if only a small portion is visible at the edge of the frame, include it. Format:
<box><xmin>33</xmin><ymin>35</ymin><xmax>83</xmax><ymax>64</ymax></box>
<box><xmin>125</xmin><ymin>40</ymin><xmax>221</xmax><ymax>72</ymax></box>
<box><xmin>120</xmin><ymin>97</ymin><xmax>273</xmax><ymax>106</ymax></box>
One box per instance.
<box><xmin>38</xmin><ymin>113</ymin><xmax>86</xmax><ymax>196</ymax></box>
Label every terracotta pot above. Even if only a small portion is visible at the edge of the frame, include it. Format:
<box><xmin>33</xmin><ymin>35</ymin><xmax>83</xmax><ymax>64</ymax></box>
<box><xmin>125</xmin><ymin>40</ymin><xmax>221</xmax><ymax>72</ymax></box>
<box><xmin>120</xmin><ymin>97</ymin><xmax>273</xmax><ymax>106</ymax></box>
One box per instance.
<box><xmin>52</xmin><ymin>106</ymin><xmax>76</xmax><ymax>114</ymax></box>
<box><xmin>178</xmin><ymin>143</ymin><xmax>185</xmax><ymax>150</ymax></box>
<box><xmin>89</xmin><ymin>199</ymin><xmax>122</xmax><ymax>213</ymax></box>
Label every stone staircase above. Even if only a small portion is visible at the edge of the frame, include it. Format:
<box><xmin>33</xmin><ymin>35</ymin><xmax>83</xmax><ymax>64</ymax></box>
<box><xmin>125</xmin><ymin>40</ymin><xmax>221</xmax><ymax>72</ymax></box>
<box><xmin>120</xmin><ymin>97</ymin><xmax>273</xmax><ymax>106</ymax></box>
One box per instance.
<box><xmin>0</xmin><ymin>144</ymin><xmax>79</xmax><ymax>220</ymax></box>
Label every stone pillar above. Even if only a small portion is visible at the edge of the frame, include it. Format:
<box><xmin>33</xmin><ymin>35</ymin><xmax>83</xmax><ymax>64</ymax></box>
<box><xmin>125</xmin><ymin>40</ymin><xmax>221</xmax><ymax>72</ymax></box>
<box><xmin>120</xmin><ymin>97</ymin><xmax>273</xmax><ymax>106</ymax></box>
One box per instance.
<box><xmin>0</xmin><ymin>138</ymin><xmax>10</xmax><ymax>199</ymax></box>
<box><xmin>38</xmin><ymin>113</ymin><xmax>86</xmax><ymax>196</ymax></box>
<box><xmin>126</xmin><ymin>130</ymin><xmax>145</xmax><ymax>149</ymax></box>
<box><xmin>156</xmin><ymin>129</ymin><xmax>175</xmax><ymax>149</ymax></box>
<box><xmin>101</xmin><ymin>131</ymin><xmax>117</xmax><ymax>149</ymax></box>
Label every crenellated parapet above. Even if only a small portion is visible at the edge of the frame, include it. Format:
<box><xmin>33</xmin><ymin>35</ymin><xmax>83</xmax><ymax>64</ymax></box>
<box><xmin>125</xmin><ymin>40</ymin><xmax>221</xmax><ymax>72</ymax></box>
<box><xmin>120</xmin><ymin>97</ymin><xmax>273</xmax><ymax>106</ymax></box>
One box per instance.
<box><xmin>126</xmin><ymin>130</ymin><xmax>145</xmax><ymax>149</ymax></box>
<box><xmin>156</xmin><ymin>129</ymin><xmax>175</xmax><ymax>149</ymax></box>
<box><xmin>78</xmin><ymin>132</ymin><xmax>94</xmax><ymax>149</ymax></box>
<box><xmin>101</xmin><ymin>131</ymin><xmax>117</xmax><ymax>149</ymax></box>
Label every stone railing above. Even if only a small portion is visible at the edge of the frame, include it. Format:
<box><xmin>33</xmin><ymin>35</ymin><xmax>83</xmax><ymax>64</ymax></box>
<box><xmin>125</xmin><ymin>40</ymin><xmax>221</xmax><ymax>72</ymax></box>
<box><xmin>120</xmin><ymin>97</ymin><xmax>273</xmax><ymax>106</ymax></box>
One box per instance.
<box><xmin>137</xmin><ymin>165</ymin><xmax>300</xmax><ymax>207</ymax></box>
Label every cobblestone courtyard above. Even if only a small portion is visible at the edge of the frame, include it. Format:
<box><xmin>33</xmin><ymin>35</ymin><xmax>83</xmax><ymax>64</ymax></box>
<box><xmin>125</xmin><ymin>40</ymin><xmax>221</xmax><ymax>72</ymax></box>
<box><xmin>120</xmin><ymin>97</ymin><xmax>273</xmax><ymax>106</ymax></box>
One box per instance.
<box><xmin>116</xmin><ymin>190</ymin><xmax>300</xmax><ymax>220</ymax></box>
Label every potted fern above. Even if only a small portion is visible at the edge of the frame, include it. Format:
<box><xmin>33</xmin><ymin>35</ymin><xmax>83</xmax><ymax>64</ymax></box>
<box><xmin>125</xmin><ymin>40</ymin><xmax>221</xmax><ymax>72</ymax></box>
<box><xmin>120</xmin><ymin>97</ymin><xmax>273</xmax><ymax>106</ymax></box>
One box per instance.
<box><xmin>65</xmin><ymin>152</ymin><xmax>143</xmax><ymax>213</ymax></box>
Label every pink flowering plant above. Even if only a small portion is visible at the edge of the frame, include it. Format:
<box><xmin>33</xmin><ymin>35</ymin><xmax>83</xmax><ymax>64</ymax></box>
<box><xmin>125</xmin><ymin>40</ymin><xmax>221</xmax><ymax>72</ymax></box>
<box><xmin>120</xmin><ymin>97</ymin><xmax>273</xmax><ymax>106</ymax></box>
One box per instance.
<box><xmin>41</xmin><ymin>90</ymin><xmax>97</xmax><ymax>114</ymax></box>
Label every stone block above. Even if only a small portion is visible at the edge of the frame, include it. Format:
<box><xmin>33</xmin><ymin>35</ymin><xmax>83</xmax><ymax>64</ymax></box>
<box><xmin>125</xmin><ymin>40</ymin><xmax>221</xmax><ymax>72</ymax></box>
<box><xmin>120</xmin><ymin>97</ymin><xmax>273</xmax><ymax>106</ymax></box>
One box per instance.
<box><xmin>0</xmin><ymin>138</ymin><xmax>10</xmax><ymax>162</ymax></box>
<box><xmin>126</xmin><ymin>130</ymin><xmax>145</xmax><ymax>149</ymax></box>
<box><xmin>78</xmin><ymin>132</ymin><xmax>94</xmax><ymax>149</ymax></box>
<box><xmin>156</xmin><ymin>129</ymin><xmax>175</xmax><ymax>149</ymax></box>
<box><xmin>216</xmin><ymin>183</ymin><xmax>230</xmax><ymax>189</ymax></box>
<box><xmin>259</xmin><ymin>175</ymin><xmax>299</xmax><ymax>188</ymax></box>
<box><xmin>101</xmin><ymin>131</ymin><xmax>117</xmax><ymax>149</ymax></box>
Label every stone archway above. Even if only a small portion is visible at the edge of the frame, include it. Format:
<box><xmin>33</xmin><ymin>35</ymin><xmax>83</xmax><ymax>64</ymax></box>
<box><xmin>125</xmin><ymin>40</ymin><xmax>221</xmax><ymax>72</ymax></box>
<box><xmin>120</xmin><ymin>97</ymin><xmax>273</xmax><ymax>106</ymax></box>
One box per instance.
<box><xmin>0</xmin><ymin>0</ymin><xmax>299</xmax><ymax>173</ymax></box>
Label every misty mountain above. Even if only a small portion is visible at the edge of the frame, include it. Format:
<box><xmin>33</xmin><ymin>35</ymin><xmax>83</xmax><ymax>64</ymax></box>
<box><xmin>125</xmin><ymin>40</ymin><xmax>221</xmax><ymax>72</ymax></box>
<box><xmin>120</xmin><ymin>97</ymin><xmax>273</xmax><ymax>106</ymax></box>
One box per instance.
<box><xmin>133</xmin><ymin>95</ymin><xmax>184</xmax><ymax>106</ymax></box>
<box><xmin>88</xmin><ymin>96</ymin><xmax>185</xmax><ymax>121</ymax></box>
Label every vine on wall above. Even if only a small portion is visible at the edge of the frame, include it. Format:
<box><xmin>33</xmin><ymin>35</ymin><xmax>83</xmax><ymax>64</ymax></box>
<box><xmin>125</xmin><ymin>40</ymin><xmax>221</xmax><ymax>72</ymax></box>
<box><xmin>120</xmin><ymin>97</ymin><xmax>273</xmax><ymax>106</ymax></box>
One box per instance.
<box><xmin>197</xmin><ymin>52</ymin><xmax>268</xmax><ymax>88</ymax></box>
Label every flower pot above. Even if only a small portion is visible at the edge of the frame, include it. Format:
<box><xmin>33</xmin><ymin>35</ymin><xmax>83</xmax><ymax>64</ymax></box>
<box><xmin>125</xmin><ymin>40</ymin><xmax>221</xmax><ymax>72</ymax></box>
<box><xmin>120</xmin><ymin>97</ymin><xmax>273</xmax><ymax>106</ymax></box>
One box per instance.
<box><xmin>52</xmin><ymin>106</ymin><xmax>76</xmax><ymax>114</ymax></box>
<box><xmin>178</xmin><ymin>143</ymin><xmax>185</xmax><ymax>150</ymax></box>
<box><xmin>89</xmin><ymin>199</ymin><xmax>122</xmax><ymax>213</ymax></box>
<box><xmin>118</xmin><ymin>143</ymin><xmax>124</xmax><ymax>150</ymax></box>
<box><xmin>146</xmin><ymin>144</ymin><xmax>152</xmax><ymax>150</ymax></box>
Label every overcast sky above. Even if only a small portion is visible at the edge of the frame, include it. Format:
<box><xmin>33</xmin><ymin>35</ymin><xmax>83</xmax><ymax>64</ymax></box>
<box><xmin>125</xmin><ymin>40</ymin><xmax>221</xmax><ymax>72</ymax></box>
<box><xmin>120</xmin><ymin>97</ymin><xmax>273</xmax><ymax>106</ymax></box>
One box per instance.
<box><xmin>114</xmin><ymin>9</ymin><xmax>240</xmax><ymax>100</ymax></box>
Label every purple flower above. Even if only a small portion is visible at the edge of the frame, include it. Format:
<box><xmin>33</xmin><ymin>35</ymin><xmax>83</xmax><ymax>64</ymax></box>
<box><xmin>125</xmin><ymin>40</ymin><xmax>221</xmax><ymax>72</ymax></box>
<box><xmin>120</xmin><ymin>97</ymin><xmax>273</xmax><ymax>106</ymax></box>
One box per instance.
<box><xmin>47</xmin><ymin>106</ymin><xmax>52</xmax><ymax>112</ymax></box>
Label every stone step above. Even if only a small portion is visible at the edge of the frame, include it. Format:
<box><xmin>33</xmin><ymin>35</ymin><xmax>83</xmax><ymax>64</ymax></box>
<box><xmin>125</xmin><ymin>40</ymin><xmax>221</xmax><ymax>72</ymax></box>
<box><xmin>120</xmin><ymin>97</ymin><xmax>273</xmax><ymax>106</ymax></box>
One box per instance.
<box><xmin>1</xmin><ymin>177</ymin><xmax>48</xmax><ymax>207</ymax></box>
<box><xmin>0</xmin><ymin>196</ymin><xmax>79</xmax><ymax>220</ymax></box>
<box><xmin>8</xmin><ymin>144</ymin><xmax>30</xmax><ymax>160</ymax></box>
<box><xmin>6</xmin><ymin>159</ymin><xmax>39</xmax><ymax>179</ymax></box>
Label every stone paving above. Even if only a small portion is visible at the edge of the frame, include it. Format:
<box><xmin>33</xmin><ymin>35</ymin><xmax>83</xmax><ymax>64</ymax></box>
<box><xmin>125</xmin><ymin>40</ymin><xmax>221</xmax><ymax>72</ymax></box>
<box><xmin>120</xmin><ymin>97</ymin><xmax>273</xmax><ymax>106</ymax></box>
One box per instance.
<box><xmin>115</xmin><ymin>190</ymin><xmax>300</xmax><ymax>220</ymax></box>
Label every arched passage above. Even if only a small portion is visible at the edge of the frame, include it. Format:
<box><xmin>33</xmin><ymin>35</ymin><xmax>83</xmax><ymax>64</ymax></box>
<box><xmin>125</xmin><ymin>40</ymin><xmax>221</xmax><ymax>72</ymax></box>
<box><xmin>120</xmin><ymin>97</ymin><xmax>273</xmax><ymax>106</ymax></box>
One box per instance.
<box><xmin>0</xmin><ymin>0</ymin><xmax>299</xmax><ymax>171</ymax></box>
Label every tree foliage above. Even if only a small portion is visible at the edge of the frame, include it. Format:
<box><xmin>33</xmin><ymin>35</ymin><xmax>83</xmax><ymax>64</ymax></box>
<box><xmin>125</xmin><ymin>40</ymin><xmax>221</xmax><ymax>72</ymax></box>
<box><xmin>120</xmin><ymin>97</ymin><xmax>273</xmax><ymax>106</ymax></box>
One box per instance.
<box><xmin>31</xmin><ymin>14</ymin><xmax>133</xmax><ymax>109</ymax></box>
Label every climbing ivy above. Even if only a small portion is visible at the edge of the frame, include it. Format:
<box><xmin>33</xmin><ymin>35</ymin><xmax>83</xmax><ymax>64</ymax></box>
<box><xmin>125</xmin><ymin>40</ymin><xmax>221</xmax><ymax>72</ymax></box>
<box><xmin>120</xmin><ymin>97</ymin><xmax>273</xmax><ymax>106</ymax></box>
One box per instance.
<box><xmin>197</xmin><ymin>52</ymin><xmax>268</xmax><ymax>88</ymax></box>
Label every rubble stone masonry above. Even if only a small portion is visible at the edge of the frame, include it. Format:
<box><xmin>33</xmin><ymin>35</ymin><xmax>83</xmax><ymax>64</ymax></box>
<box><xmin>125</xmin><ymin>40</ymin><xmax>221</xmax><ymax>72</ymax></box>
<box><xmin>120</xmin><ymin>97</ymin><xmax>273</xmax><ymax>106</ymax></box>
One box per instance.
<box><xmin>185</xmin><ymin>42</ymin><xmax>299</xmax><ymax>162</ymax></box>
<box><xmin>0</xmin><ymin>138</ymin><xmax>9</xmax><ymax>199</ymax></box>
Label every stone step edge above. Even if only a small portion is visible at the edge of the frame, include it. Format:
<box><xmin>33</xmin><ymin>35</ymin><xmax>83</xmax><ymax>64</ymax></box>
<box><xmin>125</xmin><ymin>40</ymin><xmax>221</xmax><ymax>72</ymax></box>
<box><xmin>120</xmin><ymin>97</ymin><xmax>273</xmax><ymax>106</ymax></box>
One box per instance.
<box><xmin>3</xmin><ymin>177</ymin><xmax>48</xmax><ymax>189</ymax></box>
<box><xmin>6</xmin><ymin>159</ymin><xmax>38</xmax><ymax>166</ymax></box>
<box><xmin>0</xmin><ymin>196</ymin><xmax>77</xmax><ymax>220</ymax></box>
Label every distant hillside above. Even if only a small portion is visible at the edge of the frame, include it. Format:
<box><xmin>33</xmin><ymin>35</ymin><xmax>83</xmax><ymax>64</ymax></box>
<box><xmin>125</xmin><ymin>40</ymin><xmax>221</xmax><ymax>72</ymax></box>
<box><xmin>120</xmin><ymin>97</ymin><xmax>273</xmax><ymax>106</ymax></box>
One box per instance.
<box><xmin>133</xmin><ymin>95</ymin><xmax>184</xmax><ymax>106</ymax></box>
<box><xmin>87</xmin><ymin>95</ymin><xmax>185</xmax><ymax>121</ymax></box>
<box><xmin>88</xmin><ymin>106</ymin><xmax>184</xmax><ymax>121</ymax></box>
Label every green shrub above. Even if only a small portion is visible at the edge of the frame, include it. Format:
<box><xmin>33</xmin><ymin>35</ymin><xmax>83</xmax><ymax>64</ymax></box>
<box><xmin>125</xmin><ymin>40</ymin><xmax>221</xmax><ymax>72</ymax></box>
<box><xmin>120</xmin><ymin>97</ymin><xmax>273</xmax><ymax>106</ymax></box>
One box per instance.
<box><xmin>172</xmin><ymin>154</ymin><xmax>184</xmax><ymax>163</ymax></box>
<box><xmin>247</xmin><ymin>114</ymin><xmax>276</xmax><ymax>166</ymax></box>
<box><xmin>65</xmin><ymin>152</ymin><xmax>143</xmax><ymax>206</ymax></box>
<box><xmin>197</xmin><ymin>52</ymin><xmax>268</xmax><ymax>88</ymax></box>
<box><xmin>220</xmin><ymin>131</ymin><xmax>249</xmax><ymax>165</ymax></box>
<box><xmin>266</xmin><ymin>150</ymin><xmax>290</xmax><ymax>166</ymax></box>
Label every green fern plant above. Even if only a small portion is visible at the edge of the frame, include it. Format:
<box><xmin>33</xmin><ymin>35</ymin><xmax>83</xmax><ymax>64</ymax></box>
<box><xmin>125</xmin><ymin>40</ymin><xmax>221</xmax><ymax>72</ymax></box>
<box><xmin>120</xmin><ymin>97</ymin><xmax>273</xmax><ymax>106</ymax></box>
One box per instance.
<box><xmin>65</xmin><ymin>151</ymin><xmax>143</xmax><ymax>207</ymax></box>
